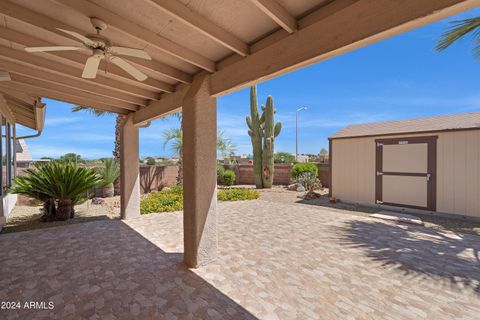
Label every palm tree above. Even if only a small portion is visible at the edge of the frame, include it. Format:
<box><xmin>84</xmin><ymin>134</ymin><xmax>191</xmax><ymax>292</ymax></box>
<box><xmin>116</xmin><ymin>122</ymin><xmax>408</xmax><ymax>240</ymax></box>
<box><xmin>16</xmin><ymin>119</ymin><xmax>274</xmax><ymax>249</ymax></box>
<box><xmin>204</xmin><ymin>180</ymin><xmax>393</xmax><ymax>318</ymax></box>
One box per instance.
<box><xmin>217</xmin><ymin>130</ymin><xmax>237</xmax><ymax>158</ymax></box>
<box><xmin>162</xmin><ymin>127</ymin><xmax>183</xmax><ymax>183</ymax></box>
<box><xmin>436</xmin><ymin>16</ymin><xmax>480</xmax><ymax>58</ymax></box>
<box><xmin>162</xmin><ymin>127</ymin><xmax>237</xmax><ymax>183</ymax></box>
<box><xmin>71</xmin><ymin>106</ymin><xmax>125</xmax><ymax>159</ymax></box>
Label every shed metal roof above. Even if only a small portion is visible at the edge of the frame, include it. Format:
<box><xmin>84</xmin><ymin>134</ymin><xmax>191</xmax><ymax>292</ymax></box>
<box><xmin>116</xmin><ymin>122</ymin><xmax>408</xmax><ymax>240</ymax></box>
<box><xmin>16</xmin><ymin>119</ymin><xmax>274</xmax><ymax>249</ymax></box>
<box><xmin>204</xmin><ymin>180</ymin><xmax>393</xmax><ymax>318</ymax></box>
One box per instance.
<box><xmin>330</xmin><ymin>112</ymin><xmax>480</xmax><ymax>139</ymax></box>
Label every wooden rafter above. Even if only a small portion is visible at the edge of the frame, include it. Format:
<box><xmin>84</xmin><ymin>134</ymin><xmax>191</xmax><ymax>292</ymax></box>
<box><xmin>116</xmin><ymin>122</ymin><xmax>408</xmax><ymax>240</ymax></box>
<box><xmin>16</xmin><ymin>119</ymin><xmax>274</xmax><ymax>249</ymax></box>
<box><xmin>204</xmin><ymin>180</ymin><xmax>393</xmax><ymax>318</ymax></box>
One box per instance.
<box><xmin>9</xmin><ymin>74</ymin><xmax>138</xmax><ymax>111</ymax></box>
<box><xmin>0</xmin><ymin>26</ymin><xmax>190</xmax><ymax>86</ymax></box>
<box><xmin>132</xmin><ymin>85</ymin><xmax>188</xmax><ymax>125</ymax></box>
<box><xmin>146</xmin><ymin>0</ymin><xmax>249</xmax><ymax>56</ymax></box>
<box><xmin>0</xmin><ymin>58</ymin><xmax>148</xmax><ymax>107</ymax></box>
<box><xmin>210</xmin><ymin>0</ymin><xmax>478</xmax><ymax>96</ymax></box>
<box><xmin>54</xmin><ymin>0</ymin><xmax>216</xmax><ymax>71</ymax></box>
<box><xmin>0</xmin><ymin>82</ymin><xmax>129</xmax><ymax>115</ymax></box>
<box><xmin>250</xmin><ymin>0</ymin><xmax>297</xmax><ymax>33</ymax></box>
<box><xmin>0</xmin><ymin>45</ymin><xmax>159</xmax><ymax>101</ymax></box>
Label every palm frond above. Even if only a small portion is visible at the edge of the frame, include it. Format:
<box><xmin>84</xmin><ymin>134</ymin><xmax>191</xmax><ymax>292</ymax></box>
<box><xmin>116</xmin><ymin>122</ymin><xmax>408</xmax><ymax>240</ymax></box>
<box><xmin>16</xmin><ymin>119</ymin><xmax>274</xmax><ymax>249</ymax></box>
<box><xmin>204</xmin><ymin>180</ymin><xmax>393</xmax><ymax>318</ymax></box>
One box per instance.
<box><xmin>436</xmin><ymin>17</ymin><xmax>480</xmax><ymax>58</ymax></box>
<box><xmin>71</xmin><ymin>105</ymin><xmax>112</xmax><ymax>117</ymax></box>
<box><xmin>162</xmin><ymin>127</ymin><xmax>183</xmax><ymax>155</ymax></box>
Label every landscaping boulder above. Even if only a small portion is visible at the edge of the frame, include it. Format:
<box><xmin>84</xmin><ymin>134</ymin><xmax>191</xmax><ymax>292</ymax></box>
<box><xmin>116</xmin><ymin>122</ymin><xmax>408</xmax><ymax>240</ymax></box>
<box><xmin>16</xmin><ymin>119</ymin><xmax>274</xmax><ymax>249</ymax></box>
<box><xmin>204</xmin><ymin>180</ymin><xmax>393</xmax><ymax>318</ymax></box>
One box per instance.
<box><xmin>91</xmin><ymin>197</ymin><xmax>106</xmax><ymax>205</ymax></box>
<box><xmin>296</xmin><ymin>185</ymin><xmax>306</xmax><ymax>192</ymax></box>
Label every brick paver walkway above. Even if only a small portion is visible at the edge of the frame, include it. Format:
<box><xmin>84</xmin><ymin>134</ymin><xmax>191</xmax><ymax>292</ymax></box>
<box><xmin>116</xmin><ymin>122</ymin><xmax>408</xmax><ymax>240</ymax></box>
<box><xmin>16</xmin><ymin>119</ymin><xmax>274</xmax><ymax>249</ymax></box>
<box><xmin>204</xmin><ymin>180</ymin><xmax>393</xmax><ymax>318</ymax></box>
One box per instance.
<box><xmin>1</xmin><ymin>200</ymin><xmax>479</xmax><ymax>319</ymax></box>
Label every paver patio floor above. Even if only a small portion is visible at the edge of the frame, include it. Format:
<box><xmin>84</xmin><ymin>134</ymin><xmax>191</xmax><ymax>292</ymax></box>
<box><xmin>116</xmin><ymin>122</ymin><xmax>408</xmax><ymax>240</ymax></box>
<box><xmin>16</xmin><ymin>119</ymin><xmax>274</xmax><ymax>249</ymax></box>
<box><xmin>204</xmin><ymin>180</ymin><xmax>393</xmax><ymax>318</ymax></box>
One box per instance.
<box><xmin>1</xmin><ymin>199</ymin><xmax>479</xmax><ymax>319</ymax></box>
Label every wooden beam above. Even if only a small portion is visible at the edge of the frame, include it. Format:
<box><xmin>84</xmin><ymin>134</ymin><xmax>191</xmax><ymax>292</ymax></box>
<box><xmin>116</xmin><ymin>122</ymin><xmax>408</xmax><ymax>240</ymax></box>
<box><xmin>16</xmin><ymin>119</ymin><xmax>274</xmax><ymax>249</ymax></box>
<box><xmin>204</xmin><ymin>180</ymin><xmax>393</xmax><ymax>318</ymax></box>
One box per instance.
<box><xmin>9</xmin><ymin>74</ymin><xmax>138</xmax><ymax>111</ymax></box>
<box><xmin>132</xmin><ymin>85</ymin><xmax>189</xmax><ymax>125</ymax></box>
<box><xmin>0</xmin><ymin>82</ymin><xmax>129</xmax><ymax>115</ymax></box>
<box><xmin>146</xmin><ymin>0</ymin><xmax>249</xmax><ymax>56</ymax></box>
<box><xmin>211</xmin><ymin>0</ymin><xmax>479</xmax><ymax>96</ymax></box>
<box><xmin>14</xmin><ymin>113</ymin><xmax>36</xmax><ymax>129</ymax></box>
<box><xmin>0</xmin><ymin>26</ymin><xmax>177</xmax><ymax>91</ymax></box>
<box><xmin>0</xmin><ymin>45</ymin><xmax>158</xmax><ymax>101</ymax></box>
<box><xmin>250</xmin><ymin>0</ymin><xmax>297</xmax><ymax>33</ymax></box>
<box><xmin>0</xmin><ymin>88</ymin><xmax>34</xmax><ymax>105</ymax></box>
<box><xmin>0</xmin><ymin>57</ymin><xmax>148</xmax><ymax>107</ymax></box>
<box><xmin>0</xmin><ymin>94</ymin><xmax>16</xmax><ymax>123</ymax></box>
<box><xmin>54</xmin><ymin>0</ymin><xmax>216</xmax><ymax>71</ymax></box>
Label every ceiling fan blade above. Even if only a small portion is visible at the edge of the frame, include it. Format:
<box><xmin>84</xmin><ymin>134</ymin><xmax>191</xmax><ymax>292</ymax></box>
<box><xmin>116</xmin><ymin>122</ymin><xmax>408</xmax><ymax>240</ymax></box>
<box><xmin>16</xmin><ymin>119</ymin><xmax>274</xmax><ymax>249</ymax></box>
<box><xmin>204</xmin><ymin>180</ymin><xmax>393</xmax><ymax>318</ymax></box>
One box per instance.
<box><xmin>109</xmin><ymin>46</ymin><xmax>151</xmax><ymax>60</ymax></box>
<box><xmin>82</xmin><ymin>55</ymin><xmax>102</xmax><ymax>79</ymax></box>
<box><xmin>0</xmin><ymin>71</ymin><xmax>11</xmax><ymax>81</ymax></box>
<box><xmin>109</xmin><ymin>56</ymin><xmax>148</xmax><ymax>81</ymax></box>
<box><xmin>56</xmin><ymin>28</ymin><xmax>95</xmax><ymax>47</ymax></box>
<box><xmin>25</xmin><ymin>46</ymin><xmax>84</xmax><ymax>53</ymax></box>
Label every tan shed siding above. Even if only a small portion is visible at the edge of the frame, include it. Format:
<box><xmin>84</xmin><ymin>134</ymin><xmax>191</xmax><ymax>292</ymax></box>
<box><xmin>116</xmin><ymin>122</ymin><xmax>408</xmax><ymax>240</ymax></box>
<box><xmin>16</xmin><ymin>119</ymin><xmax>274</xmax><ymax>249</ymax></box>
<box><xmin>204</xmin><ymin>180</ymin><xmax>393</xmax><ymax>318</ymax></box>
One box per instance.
<box><xmin>332</xmin><ymin>137</ymin><xmax>375</xmax><ymax>204</ymax></box>
<box><xmin>436</xmin><ymin>130</ymin><xmax>480</xmax><ymax>218</ymax></box>
<box><xmin>332</xmin><ymin>130</ymin><xmax>480</xmax><ymax>218</ymax></box>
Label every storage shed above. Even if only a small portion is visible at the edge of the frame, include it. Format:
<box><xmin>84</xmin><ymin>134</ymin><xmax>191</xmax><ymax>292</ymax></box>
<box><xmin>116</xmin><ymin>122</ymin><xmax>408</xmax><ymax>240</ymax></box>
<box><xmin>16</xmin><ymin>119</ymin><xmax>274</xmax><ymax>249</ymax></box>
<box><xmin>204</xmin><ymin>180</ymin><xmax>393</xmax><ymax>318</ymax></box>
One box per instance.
<box><xmin>329</xmin><ymin>112</ymin><xmax>480</xmax><ymax>219</ymax></box>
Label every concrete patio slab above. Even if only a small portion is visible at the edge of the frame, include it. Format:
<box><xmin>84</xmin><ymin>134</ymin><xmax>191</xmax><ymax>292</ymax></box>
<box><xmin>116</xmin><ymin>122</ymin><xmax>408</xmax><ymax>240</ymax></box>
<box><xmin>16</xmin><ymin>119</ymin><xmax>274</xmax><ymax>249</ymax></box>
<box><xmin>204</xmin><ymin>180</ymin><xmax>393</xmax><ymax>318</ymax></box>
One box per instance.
<box><xmin>0</xmin><ymin>200</ymin><xmax>479</xmax><ymax>319</ymax></box>
<box><xmin>370</xmin><ymin>211</ymin><xmax>424</xmax><ymax>226</ymax></box>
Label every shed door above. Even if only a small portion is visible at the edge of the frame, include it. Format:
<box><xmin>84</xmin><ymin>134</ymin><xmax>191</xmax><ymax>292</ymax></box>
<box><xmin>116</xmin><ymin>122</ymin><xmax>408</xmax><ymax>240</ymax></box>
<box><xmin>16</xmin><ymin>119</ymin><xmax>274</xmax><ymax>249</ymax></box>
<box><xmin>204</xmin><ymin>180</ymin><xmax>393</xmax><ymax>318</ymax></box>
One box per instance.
<box><xmin>375</xmin><ymin>136</ymin><xmax>437</xmax><ymax>211</ymax></box>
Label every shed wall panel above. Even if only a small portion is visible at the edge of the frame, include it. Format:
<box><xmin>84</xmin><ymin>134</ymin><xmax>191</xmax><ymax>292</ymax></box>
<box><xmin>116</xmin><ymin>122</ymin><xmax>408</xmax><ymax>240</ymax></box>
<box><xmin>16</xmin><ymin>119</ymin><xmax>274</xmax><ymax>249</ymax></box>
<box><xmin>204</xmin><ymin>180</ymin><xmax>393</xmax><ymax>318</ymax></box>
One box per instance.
<box><xmin>331</xmin><ymin>130</ymin><xmax>480</xmax><ymax>218</ymax></box>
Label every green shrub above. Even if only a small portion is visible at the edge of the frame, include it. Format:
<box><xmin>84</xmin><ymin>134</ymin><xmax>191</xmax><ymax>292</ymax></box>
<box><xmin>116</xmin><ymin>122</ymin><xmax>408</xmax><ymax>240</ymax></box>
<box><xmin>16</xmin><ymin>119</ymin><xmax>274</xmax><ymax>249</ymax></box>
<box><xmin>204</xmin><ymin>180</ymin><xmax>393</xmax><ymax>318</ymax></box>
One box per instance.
<box><xmin>140</xmin><ymin>185</ymin><xmax>183</xmax><ymax>214</ymax></box>
<box><xmin>291</xmin><ymin>163</ymin><xmax>318</xmax><ymax>179</ymax></box>
<box><xmin>217</xmin><ymin>164</ymin><xmax>225</xmax><ymax>184</ymax></box>
<box><xmin>217</xmin><ymin>188</ymin><xmax>260</xmax><ymax>201</ymax></box>
<box><xmin>223</xmin><ymin>170</ymin><xmax>236</xmax><ymax>186</ymax></box>
<box><xmin>141</xmin><ymin>186</ymin><xmax>260</xmax><ymax>214</ymax></box>
<box><xmin>296</xmin><ymin>172</ymin><xmax>322</xmax><ymax>192</ymax></box>
<box><xmin>145</xmin><ymin>157</ymin><xmax>156</xmax><ymax>165</ymax></box>
<box><xmin>10</xmin><ymin>161</ymin><xmax>101</xmax><ymax>220</ymax></box>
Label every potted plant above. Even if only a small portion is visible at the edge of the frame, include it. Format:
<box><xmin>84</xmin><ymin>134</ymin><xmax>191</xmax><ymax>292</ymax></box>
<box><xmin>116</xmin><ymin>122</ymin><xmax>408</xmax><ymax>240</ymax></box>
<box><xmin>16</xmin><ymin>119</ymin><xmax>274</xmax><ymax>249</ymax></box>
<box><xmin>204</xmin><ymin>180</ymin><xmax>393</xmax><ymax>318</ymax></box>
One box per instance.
<box><xmin>95</xmin><ymin>158</ymin><xmax>120</xmax><ymax>198</ymax></box>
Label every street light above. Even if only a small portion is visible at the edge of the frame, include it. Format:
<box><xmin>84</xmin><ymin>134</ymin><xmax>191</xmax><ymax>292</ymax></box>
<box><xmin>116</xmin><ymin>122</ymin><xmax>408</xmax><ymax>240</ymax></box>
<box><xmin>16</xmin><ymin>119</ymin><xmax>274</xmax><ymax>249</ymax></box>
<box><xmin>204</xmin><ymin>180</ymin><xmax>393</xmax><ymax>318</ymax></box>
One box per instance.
<box><xmin>296</xmin><ymin>107</ymin><xmax>307</xmax><ymax>161</ymax></box>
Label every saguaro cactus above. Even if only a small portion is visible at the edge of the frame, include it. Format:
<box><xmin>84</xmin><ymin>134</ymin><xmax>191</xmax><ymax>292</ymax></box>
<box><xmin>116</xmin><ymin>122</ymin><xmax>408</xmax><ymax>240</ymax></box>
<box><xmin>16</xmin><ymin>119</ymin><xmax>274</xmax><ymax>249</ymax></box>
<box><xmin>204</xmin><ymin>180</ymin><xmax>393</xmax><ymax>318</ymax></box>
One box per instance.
<box><xmin>261</xmin><ymin>96</ymin><xmax>282</xmax><ymax>188</ymax></box>
<box><xmin>246</xmin><ymin>86</ymin><xmax>282</xmax><ymax>188</ymax></box>
<box><xmin>246</xmin><ymin>86</ymin><xmax>264</xmax><ymax>188</ymax></box>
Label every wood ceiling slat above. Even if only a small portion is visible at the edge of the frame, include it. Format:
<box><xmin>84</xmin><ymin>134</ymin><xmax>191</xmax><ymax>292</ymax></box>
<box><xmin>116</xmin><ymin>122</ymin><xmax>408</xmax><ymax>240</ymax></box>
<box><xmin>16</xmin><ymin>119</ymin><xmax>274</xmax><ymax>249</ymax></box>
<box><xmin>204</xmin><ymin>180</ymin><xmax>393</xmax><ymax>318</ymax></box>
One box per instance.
<box><xmin>250</xmin><ymin>0</ymin><xmax>297</xmax><ymax>33</ymax></box>
<box><xmin>146</xmin><ymin>0</ymin><xmax>249</xmax><ymax>56</ymax></box>
<box><xmin>0</xmin><ymin>57</ymin><xmax>148</xmax><ymax>107</ymax></box>
<box><xmin>0</xmin><ymin>82</ymin><xmax>129</xmax><ymax>114</ymax></box>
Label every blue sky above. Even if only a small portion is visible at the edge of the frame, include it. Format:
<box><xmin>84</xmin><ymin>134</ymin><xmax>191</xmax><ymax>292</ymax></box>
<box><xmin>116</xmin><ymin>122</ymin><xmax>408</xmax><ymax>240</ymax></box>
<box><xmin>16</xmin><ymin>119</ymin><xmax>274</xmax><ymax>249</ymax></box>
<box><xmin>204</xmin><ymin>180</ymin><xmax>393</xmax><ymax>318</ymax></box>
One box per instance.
<box><xmin>17</xmin><ymin>7</ymin><xmax>480</xmax><ymax>160</ymax></box>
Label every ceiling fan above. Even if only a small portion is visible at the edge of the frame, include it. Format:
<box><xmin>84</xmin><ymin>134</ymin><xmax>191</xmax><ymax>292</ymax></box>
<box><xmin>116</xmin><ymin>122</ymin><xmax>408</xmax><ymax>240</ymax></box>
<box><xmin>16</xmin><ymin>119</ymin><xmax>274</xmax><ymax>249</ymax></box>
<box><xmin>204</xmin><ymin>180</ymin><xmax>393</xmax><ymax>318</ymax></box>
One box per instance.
<box><xmin>24</xmin><ymin>17</ymin><xmax>151</xmax><ymax>81</ymax></box>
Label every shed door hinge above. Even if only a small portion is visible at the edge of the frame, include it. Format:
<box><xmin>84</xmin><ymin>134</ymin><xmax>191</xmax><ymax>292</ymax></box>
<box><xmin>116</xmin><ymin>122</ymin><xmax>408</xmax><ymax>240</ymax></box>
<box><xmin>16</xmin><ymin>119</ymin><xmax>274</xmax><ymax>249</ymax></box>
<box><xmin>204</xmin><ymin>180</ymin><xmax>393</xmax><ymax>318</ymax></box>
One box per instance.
<box><xmin>376</xmin><ymin>200</ymin><xmax>383</xmax><ymax>204</ymax></box>
<box><xmin>376</xmin><ymin>142</ymin><xmax>383</xmax><ymax>147</ymax></box>
<box><xmin>376</xmin><ymin>171</ymin><xmax>383</xmax><ymax>176</ymax></box>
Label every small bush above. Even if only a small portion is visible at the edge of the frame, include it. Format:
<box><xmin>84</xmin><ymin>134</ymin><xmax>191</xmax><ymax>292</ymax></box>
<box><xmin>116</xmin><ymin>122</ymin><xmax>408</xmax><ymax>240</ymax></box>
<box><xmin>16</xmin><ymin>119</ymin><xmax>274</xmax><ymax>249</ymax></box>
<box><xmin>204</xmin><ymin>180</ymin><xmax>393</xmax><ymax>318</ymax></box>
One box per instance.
<box><xmin>140</xmin><ymin>185</ymin><xmax>259</xmax><ymax>214</ymax></box>
<box><xmin>217</xmin><ymin>188</ymin><xmax>260</xmax><ymax>201</ymax></box>
<box><xmin>291</xmin><ymin>163</ymin><xmax>318</xmax><ymax>179</ymax></box>
<box><xmin>223</xmin><ymin>170</ymin><xmax>236</xmax><ymax>186</ymax></box>
<box><xmin>145</xmin><ymin>157</ymin><xmax>156</xmax><ymax>166</ymax></box>
<box><xmin>217</xmin><ymin>164</ymin><xmax>225</xmax><ymax>184</ymax></box>
<box><xmin>296</xmin><ymin>172</ymin><xmax>322</xmax><ymax>192</ymax></box>
<box><xmin>140</xmin><ymin>185</ymin><xmax>183</xmax><ymax>214</ymax></box>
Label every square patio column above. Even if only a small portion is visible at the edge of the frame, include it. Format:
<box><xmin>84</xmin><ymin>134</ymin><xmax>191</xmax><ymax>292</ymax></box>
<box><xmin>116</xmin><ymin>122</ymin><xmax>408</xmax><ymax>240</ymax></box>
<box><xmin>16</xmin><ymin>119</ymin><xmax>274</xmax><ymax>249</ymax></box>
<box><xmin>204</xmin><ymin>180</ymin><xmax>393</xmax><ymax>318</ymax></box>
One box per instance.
<box><xmin>182</xmin><ymin>73</ymin><xmax>217</xmax><ymax>268</ymax></box>
<box><xmin>120</xmin><ymin>114</ymin><xmax>140</xmax><ymax>219</ymax></box>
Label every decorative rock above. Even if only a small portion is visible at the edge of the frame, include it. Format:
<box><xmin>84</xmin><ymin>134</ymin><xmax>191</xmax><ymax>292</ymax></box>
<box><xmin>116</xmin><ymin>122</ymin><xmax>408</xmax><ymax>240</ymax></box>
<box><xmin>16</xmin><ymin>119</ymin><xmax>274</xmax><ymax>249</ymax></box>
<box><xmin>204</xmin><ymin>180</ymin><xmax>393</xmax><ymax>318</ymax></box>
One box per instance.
<box><xmin>287</xmin><ymin>183</ymin><xmax>298</xmax><ymax>191</ymax></box>
<box><xmin>296</xmin><ymin>185</ymin><xmax>305</xmax><ymax>192</ymax></box>
<box><xmin>91</xmin><ymin>197</ymin><xmax>105</xmax><ymax>205</ymax></box>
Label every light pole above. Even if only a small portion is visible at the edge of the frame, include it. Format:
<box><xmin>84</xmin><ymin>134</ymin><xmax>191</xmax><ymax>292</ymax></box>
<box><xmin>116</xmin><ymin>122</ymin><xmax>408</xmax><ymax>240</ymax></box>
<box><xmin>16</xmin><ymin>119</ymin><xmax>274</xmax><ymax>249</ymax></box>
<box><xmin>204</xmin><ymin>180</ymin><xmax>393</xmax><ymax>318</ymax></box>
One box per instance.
<box><xmin>296</xmin><ymin>107</ymin><xmax>307</xmax><ymax>161</ymax></box>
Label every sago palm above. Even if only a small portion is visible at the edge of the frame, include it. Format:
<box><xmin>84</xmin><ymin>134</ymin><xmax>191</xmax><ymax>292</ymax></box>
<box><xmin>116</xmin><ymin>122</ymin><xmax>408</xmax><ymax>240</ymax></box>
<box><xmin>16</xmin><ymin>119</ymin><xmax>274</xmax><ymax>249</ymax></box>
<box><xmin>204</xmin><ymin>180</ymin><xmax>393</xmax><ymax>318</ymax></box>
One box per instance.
<box><xmin>10</xmin><ymin>161</ymin><xmax>101</xmax><ymax>220</ymax></box>
<box><xmin>95</xmin><ymin>158</ymin><xmax>120</xmax><ymax>197</ymax></box>
<box><xmin>436</xmin><ymin>16</ymin><xmax>480</xmax><ymax>58</ymax></box>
